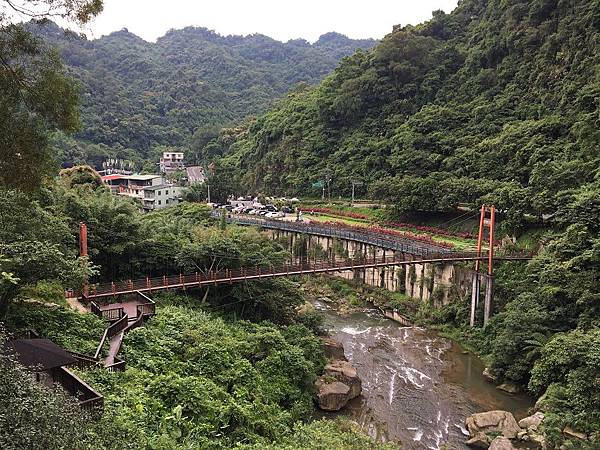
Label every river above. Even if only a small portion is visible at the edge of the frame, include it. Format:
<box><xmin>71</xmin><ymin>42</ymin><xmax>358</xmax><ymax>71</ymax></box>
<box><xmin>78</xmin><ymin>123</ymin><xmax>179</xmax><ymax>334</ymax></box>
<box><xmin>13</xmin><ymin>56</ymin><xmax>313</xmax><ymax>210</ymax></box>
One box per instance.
<box><xmin>315</xmin><ymin>300</ymin><xmax>533</xmax><ymax>449</ymax></box>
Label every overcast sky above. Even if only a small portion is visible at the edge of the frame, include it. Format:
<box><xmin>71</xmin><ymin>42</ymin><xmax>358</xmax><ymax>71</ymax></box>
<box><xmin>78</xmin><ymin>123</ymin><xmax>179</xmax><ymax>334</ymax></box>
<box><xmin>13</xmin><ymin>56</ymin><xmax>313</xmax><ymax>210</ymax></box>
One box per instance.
<box><xmin>68</xmin><ymin>0</ymin><xmax>459</xmax><ymax>42</ymax></box>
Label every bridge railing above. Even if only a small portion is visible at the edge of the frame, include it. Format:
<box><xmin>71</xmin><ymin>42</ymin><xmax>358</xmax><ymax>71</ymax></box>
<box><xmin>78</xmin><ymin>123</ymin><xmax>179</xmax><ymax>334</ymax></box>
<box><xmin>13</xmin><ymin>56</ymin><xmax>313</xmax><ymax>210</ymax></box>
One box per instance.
<box><xmin>83</xmin><ymin>250</ymin><xmax>531</xmax><ymax>299</ymax></box>
<box><xmin>54</xmin><ymin>367</ymin><xmax>104</xmax><ymax>416</ymax></box>
<box><xmin>226</xmin><ymin>215</ymin><xmax>450</xmax><ymax>254</ymax></box>
<box><xmin>93</xmin><ymin>313</ymin><xmax>129</xmax><ymax>360</ymax></box>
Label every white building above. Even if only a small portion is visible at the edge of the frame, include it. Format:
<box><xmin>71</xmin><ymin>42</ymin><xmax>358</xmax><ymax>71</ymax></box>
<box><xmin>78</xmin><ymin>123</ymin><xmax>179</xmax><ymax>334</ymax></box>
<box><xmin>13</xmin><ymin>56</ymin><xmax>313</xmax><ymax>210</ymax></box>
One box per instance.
<box><xmin>141</xmin><ymin>184</ymin><xmax>183</xmax><ymax>211</ymax></box>
<box><xmin>159</xmin><ymin>152</ymin><xmax>185</xmax><ymax>174</ymax></box>
<box><xmin>115</xmin><ymin>174</ymin><xmax>182</xmax><ymax>211</ymax></box>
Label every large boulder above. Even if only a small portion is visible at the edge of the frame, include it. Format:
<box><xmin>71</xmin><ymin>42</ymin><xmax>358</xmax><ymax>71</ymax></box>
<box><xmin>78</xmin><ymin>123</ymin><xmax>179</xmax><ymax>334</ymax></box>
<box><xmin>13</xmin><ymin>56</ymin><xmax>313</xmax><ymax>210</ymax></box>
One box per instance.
<box><xmin>529</xmin><ymin>432</ymin><xmax>550</xmax><ymax>450</ymax></box>
<box><xmin>322</xmin><ymin>337</ymin><xmax>346</xmax><ymax>361</ymax></box>
<box><xmin>466</xmin><ymin>435</ymin><xmax>491</xmax><ymax>449</ymax></box>
<box><xmin>483</xmin><ymin>367</ymin><xmax>497</xmax><ymax>383</ymax></box>
<box><xmin>324</xmin><ymin>360</ymin><xmax>362</xmax><ymax>399</ymax></box>
<box><xmin>316</xmin><ymin>381</ymin><xmax>351</xmax><ymax>411</ymax></box>
<box><xmin>466</xmin><ymin>411</ymin><xmax>522</xmax><ymax>447</ymax></box>
<box><xmin>534</xmin><ymin>391</ymin><xmax>549</xmax><ymax>412</ymax></box>
<box><xmin>497</xmin><ymin>382</ymin><xmax>521</xmax><ymax>394</ymax></box>
<box><xmin>519</xmin><ymin>412</ymin><xmax>544</xmax><ymax>431</ymax></box>
<box><xmin>488</xmin><ymin>436</ymin><xmax>518</xmax><ymax>450</ymax></box>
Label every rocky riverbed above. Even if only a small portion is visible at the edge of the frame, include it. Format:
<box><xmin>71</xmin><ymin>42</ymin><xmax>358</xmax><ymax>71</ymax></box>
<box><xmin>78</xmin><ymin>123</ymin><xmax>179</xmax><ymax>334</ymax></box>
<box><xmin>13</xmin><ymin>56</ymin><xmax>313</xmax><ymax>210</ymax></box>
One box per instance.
<box><xmin>314</xmin><ymin>300</ymin><xmax>533</xmax><ymax>449</ymax></box>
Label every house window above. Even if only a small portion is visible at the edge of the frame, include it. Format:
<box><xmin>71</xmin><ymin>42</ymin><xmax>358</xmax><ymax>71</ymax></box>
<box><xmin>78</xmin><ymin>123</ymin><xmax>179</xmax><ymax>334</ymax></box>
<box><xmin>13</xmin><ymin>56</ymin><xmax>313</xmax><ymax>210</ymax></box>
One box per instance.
<box><xmin>166</xmin><ymin>199</ymin><xmax>169</xmax><ymax>204</ymax></box>
<box><xmin>166</xmin><ymin>190</ymin><xmax>169</xmax><ymax>195</ymax></box>
<box><xmin>158</xmin><ymin>191</ymin><xmax>161</xmax><ymax>195</ymax></box>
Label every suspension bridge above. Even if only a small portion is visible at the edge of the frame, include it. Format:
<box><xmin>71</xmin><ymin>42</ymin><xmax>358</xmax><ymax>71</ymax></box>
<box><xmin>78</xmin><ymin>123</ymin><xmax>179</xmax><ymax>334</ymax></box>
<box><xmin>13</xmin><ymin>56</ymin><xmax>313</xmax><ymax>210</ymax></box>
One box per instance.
<box><xmin>81</xmin><ymin>250</ymin><xmax>531</xmax><ymax>300</ymax></box>
<box><xmin>75</xmin><ymin>207</ymin><xmax>532</xmax><ymax>326</ymax></box>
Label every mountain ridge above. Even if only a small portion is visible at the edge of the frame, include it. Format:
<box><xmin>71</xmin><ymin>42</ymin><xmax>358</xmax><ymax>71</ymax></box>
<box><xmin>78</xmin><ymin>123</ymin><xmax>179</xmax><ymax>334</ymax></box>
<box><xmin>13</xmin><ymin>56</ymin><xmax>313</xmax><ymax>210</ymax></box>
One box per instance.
<box><xmin>214</xmin><ymin>0</ymin><xmax>599</xmax><ymax>229</ymax></box>
<box><xmin>26</xmin><ymin>20</ymin><xmax>378</xmax><ymax>167</ymax></box>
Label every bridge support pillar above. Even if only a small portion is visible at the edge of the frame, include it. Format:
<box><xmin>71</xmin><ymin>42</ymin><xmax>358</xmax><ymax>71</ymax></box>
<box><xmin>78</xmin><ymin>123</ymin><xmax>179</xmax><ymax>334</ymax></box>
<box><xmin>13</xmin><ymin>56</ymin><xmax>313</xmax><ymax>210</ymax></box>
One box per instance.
<box><xmin>484</xmin><ymin>275</ymin><xmax>494</xmax><ymax>326</ymax></box>
<box><xmin>469</xmin><ymin>272</ymin><xmax>480</xmax><ymax>327</ymax></box>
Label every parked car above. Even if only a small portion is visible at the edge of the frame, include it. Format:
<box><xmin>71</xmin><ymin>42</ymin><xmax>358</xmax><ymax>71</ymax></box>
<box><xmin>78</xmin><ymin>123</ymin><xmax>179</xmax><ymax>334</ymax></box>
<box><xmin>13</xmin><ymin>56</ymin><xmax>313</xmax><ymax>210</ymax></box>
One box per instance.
<box><xmin>248</xmin><ymin>209</ymin><xmax>259</xmax><ymax>215</ymax></box>
<box><xmin>266</xmin><ymin>211</ymin><xmax>284</xmax><ymax>218</ymax></box>
<box><xmin>281</xmin><ymin>206</ymin><xmax>292</xmax><ymax>213</ymax></box>
<box><xmin>265</xmin><ymin>204</ymin><xmax>278</xmax><ymax>212</ymax></box>
<box><xmin>258</xmin><ymin>210</ymin><xmax>268</xmax><ymax>216</ymax></box>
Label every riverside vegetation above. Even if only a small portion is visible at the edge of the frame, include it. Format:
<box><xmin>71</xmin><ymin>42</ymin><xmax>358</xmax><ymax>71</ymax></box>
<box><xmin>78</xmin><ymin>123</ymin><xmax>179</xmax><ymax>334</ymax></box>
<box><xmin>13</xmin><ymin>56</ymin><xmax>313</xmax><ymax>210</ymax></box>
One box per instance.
<box><xmin>0</xmin><ymin>174</ymin><xmax>395</xmax><ymax>449</ymax></box>
<box><xmin>207</xmin><ymin>1</ymin><xmax>598</xmax><ymax>446</ymax></box>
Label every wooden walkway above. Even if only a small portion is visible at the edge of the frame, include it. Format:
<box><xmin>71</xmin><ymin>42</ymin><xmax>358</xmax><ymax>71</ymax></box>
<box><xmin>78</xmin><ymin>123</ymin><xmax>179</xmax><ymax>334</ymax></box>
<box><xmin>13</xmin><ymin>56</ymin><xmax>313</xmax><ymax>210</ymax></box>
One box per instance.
<box><xmin>86</xmin><ymin>292</ymin><xmax>157</xmax><ymax>370</ymax></box>
<box><xmin>104</xmin><ymin>331</ymin><xmax>124</xmax><ymax>367</ymax></box>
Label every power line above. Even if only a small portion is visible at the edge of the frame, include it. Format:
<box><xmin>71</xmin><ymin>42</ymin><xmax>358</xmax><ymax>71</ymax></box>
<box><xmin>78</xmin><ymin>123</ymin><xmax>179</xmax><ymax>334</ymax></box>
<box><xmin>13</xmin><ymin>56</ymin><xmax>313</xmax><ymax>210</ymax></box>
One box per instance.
<box><xmin>438</xmin><ymin>209</ymin><xmax>478</xmax><ymax>228</ymax></box>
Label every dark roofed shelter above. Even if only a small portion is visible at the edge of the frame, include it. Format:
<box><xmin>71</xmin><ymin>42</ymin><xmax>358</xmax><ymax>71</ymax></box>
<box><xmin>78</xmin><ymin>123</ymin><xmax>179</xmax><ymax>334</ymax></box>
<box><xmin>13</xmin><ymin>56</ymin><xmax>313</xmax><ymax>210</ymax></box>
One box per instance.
<box><xmin>3</xmin><ymin>336</ymin><xmax>104</xmax><ymax>414</ymax></box>
<box><xmin>4</xmin><ymin>338</ymin><xmax>77</xmax><ymax>371</ymax></box>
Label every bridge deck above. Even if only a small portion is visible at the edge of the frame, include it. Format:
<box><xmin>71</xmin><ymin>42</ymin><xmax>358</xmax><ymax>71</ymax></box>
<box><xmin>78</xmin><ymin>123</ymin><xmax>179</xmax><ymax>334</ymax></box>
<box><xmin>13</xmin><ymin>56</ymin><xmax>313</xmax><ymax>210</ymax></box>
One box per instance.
<box><xmin>227</xmin><ymin>215</ymin><xmax>455</xmax><ymax>254</ymax></box>
<box><xmin>84</xmin><ymin>252</ymin><xmax>531</xmax><ymax>300</ymax></box>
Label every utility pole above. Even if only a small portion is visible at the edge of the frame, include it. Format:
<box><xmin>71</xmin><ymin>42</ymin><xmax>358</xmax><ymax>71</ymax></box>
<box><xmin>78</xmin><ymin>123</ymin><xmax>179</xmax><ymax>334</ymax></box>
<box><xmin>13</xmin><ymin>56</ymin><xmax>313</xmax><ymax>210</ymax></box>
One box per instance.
<box><xmin>79</xmin><ymin>222</ymin><xmax>89</xmax><ymax>298</ymax></box>
<box><xmin>324</xmin><ymin>171</ymin><xmax>332</xmax><ymax>202</ymax></box>
<box><xmin>207</xmin><ymin>184</ymin><xmax>211</xmax><ymax>203</ymax></box>
<box><xmin>351</xmin><ymin>180</ymin><xmax>363</xmax><ymax>206</ymax></box>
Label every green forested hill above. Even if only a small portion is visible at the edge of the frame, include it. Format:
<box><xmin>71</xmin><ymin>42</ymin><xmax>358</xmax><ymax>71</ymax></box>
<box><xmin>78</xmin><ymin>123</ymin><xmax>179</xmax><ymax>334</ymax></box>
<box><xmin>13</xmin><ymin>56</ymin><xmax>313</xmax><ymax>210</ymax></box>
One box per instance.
<box><xmin>28</xmin><ymin>21</ymin><xmax>376</xmax><ymax>166</ymax></box>
<box><xmin>214</xmin><ymin>7</ymin><xmax>600</xmax><ymax>442</ymax></box>
<box><xmin>219</xmin><ymin>0</ymin><xmax>599</xmax><ymax>227</ymax></box>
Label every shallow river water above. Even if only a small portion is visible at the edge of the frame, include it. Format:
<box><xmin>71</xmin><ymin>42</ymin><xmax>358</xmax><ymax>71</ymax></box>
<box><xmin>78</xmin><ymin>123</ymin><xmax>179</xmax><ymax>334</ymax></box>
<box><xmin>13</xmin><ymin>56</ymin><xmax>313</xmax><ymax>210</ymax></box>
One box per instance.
<box><xmin>316</xmin><ymin>301</ymin><xmax>533</xmax><ymax>450</ymax></box>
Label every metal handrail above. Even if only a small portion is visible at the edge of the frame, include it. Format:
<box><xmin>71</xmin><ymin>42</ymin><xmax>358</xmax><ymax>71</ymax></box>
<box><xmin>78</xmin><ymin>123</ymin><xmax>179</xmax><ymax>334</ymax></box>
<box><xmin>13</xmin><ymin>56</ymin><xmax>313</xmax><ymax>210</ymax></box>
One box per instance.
<box><xmin>84</xmin><ymin>251</ymin><xmax>532</xmax><ymax>300</ymax></box>
<box><xmin>92</xmin><ymin>314</ymin><xmax>128</xmax><ymax>360</ymax></box>
<box><xmin>93</xmin><ymin>328</ymin><xmax>109</xmax><ymax>360</ymax></box>
<box><xmin>107</xmin><ymin>314</ymin><xmax>129</xmax><ymax>339</ymax></box>
<box><xmin>226</xmin><ymin>214</ymin><xmax>449</xmax><ymax>254</ymax></box>
<box><xmin>105</xmin><ymin>358</ymin><xmax>126</xmax><ymax>372</ymax></box>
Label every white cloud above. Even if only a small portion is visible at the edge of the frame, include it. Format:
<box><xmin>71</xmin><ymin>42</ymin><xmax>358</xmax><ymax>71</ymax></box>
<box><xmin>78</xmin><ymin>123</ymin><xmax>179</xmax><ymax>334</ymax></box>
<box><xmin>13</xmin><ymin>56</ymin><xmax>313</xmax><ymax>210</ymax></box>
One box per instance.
<box><xmin>69</xmin><ymin>0</ymin><xmax>458</xmax><ymax>42</ymax></box>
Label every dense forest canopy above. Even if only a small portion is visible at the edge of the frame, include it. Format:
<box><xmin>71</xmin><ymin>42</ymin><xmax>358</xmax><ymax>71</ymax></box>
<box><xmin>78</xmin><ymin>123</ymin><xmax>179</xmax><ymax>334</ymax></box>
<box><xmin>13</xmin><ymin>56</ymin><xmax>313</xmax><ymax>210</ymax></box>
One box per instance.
<box><xmin>26</xmin><ymin>20</ymin><xmax>377</xmax><ymax>169</ymax></box>
<box><xmin>215</xmin><ymin>0</ymin><xmax>599</xmax><ymax>228</ymax></box>
<box><xmin>206</xmin><ymin>3</ymin><xmax>600</xmax><ymax>442</ymax></box>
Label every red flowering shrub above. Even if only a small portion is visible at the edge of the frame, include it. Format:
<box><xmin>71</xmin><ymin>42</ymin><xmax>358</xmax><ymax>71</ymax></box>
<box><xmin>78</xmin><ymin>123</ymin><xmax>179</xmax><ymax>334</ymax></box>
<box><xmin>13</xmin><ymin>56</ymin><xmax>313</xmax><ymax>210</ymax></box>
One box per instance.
<box><xmin>300</xmin><ymin>210</ymin><xmax>500</xmax><ymax>247</ymax></box>
<box><xmin>307</xmin><ymin>220</ymin><xmax>455</xmax><ymax>249</ymax></box>
<box><xmin>385</xmin><ymin>221</ymin><xmax>476</xmax><ymax>240</ymax></box>
<box><xmin>299</xmin><ymin>207</ymin><xmax>369</xmax><ymax>220</ymax></box>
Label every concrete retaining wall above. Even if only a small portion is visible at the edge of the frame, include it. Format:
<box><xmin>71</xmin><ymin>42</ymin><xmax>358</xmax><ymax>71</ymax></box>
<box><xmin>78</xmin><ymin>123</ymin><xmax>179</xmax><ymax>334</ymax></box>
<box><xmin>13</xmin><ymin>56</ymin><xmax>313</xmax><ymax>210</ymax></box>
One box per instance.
<box><xmin>266</xmin><ymin>228</ymin><xmax>472</xmax><ymax>306</ymax></box>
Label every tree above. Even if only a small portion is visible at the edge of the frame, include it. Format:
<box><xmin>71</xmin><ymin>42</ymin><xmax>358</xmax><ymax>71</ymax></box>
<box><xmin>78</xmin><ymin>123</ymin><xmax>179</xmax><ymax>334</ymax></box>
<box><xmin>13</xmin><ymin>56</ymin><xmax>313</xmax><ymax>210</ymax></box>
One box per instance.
<box><xmin>0</xmin><ymin>0</ymin><xmax>103</xmax><ymax>191</ymax></box>
<box><xmin>528</xmin><ymin>328</ymin><xmax>600</xmax><ymax>444</ymax></box>
<box><xmin>204</xmin><ymin>160</ymin><xmax>242</xmax><ymax>203</ymax></box>
<box><xmin>0</xmin><ymin>327</ymin><xmax>89</xmax><ymax>449</ymax></box>
<box><xmin>59</xmin><ymin>164</ymin><xmax>103</xmax><ymax>188</ymax></box>
<box><xmin>0</xmin><ymin>255</ymin><xmax>19</xmax><ymax>317</ymax></box>
<box><xmin>1</xmin><ymin>1</ymin><xmax>103</xmax><ymax>24</ymax></box>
